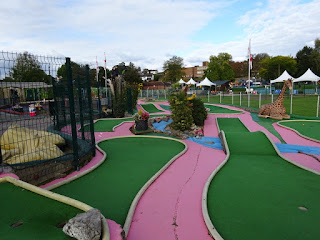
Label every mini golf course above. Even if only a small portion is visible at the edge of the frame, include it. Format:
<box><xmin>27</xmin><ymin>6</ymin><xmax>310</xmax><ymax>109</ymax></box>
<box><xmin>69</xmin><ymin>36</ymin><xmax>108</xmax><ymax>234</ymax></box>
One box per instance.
<box><xmin>205</xmin><ymin>117</ymin><xmax>320</xmax><ymax>240</ymax></box>
<box><xmin>2</xmin><ymin>101</ymin><xmax>320</xmax><ymax>240</ymax></box>
<box><xmin>205</xmin><ymin>104</ymin><xmax>243</xmax><ymax>114</ymax></box>
<box><xmin>139</xmin><ymin>103</ymin><xmax>165</xmax><ymax>113</ymax></box>
<box><xmin>278</xmin><ymin>120</ymin><xmax>320</xmax><ymax>142</ymax></box>
<box><xmin>0</xmin><ymin>177</ymin><xmax>86</xmax><ymax>240</ymax></box>
<box><xmin>52</xmin><ymin>136</ymin><xmax>186</xmax><ymax>229</ymax></box>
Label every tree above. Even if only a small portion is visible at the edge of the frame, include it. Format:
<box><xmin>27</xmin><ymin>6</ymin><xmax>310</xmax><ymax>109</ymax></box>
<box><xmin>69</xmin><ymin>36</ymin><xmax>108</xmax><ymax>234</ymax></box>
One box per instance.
<box><xmin>10</xmin><ymin>51</ymin><xmax>50</xmax><ymax>84</ymax></box>
<box><xmin>57</xmin><ymin>61</ymin><xmax>87</xmax><ymax>83</ymax></box>
<box><xmin>296</xmin><ymin>41</ymin><xmax>320</xmax><ymax>76</ymax></box>
<box><xmin>123</xmin><ymin>62</ymin><xmax>141</xmax><ymax>84</ymax></box>
<box><xmin>259</xmin><ymin>56</ymin><xmax>297</xmax><ymax>80</ymax></box>
<box><xmin>205</xmin><ymin>52</ymin><xmax>234</xmax><ymax>81</ymax></box>
<box><xmin>163</xmin><ymin>56</ymin><xmax>184</xmax><ymax>82</ymax></box>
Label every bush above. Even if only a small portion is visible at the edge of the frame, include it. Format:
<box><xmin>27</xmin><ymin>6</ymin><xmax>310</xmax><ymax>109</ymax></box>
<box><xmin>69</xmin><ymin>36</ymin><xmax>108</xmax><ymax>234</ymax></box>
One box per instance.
<box><xmin>169</xmin><ymin>91</ymin><xmax>193</xmax><ymax>131</ymax></box>
<box><xmin>190</xmin><ymin>98</ymin><xmax>207</xmax><ymax>126</ymax></box>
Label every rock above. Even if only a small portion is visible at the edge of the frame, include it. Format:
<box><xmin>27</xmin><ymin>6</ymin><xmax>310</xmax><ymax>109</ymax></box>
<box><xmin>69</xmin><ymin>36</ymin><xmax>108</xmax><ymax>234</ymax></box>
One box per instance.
<box><xmin>0</xmin><ymin>165</ymin><xmax>14</xmax><ymax>174</ymax></box>
<box><xmin>63</xmin><ymin>208</ymin><xmax>102</xmax><ymax>240</ymax></box>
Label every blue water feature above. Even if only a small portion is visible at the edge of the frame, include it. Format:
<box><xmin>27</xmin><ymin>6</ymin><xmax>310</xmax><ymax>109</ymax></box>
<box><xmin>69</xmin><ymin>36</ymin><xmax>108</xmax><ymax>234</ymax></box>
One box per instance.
<box><xmin>152</xmin><ymin>120</ymin><xmax>320</xmax><ymax>154</ymax></box>
<box><xmin>152</xmin><ymin>119</ymin><xmax>173</xmax><ymax>132</ymax></box>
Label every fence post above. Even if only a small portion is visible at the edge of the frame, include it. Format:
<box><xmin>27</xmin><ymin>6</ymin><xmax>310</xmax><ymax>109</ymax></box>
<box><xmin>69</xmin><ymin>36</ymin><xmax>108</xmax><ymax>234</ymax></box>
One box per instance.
<box><xmin>51</xmin><ymin>77</ymin><xmax>60</xmax><ymax>130</ymax></box>
<box><xmin>158</xmin><ymin>89</ymin><xmax>160</xmax><ymax>99</ymax></box>
<box><xmin>271</xmin><ymin>94</ymin><xmax>274</xmax><ymax>103</ymax></box>
<box><xmin>66</xmin><ymin>58</ymin><xmax>80</xmax><ymax>170</ymax></box>
<box><xmin>317</xmin><ymin>95</ymin><xmax>319</xmax><ymax>117</ymax></box>
<box><xmin>0</xmin><ymin>145</ymin><xmax>2</xmax><ymax>164</ymax></box>
<box><xmin>220</xmin><ymin>92</ymin><xmax>222</xmax><ymax>103</ymax></box>
<box><xmin>76</xmin><ymin>76</ymin><xmax>86</xmax><ymax>140</ymax></box>
<box><xmin>232</xmin><ymin>92</ymin><xmax>234</xmax><ymax>105</ymax></box>
<box><xmin>140</xmin><ymin>90</ymin><xmax>142</xmax><ymax>98</ymax></box>
<box><xmin>259</xmin><ymin>93</ymin><xmax>261</xmax><ymax>108</ymax></box>
<box><xmin>85</xmin><ymin>65</ymin><xmax>96</xmax><ymax>157</ymax></box>
<box><xmin>164</xmin><ymin>90</ymin><xmax>166</xmax><ymax>99</ymax></box>
<box><xmin>152</xmin><ymin>89</ymin><xmax>154</xmax><ymax>97</ymax></box>
<box><xmin>147</xmin><ymin>88</ymin><xmax>149</xmax><ymax>98</ymax></box>
<box><xmin>240</xmin><ymin>92</ymin><xmax>242</xmax><ymax>106</ymax></box>
<box><xmin>290</xmin><ymin>94</ymin><xmax>293</xmax><ymax>115</ymax></box>
<box><xmin>248</xmin><ymin>93</ymin><xmax>250</xmax><ymax>107</ymax></box>
<box><xmin>208</xmin><ymin>91</ymin><xmax>209</xmax><ymax>102</ymax></box>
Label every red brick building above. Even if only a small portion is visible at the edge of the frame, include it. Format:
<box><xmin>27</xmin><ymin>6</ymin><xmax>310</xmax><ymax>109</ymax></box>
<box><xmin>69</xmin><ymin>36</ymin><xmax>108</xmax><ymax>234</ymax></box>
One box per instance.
<box><xmin>142</xmin><ymin>81</ymin><xmax>171</xmax><ymax>90</ymax></box>
<box><xmin>182</xmin><ymin>61</ymin><xmax>208</xmax><ymax>80</ymax></box>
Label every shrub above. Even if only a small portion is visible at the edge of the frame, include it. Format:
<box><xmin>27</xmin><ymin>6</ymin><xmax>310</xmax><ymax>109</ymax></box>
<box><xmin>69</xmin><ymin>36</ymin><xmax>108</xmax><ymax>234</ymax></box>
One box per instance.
<box><xmin>169</xmin><ymin>91</ymin><xmax>193</xmax><ymax>131</ymax></box>
<box><xmin>190</xmin><ymin>98</ymin><xmax>207</xmax><ymax>126</ymax></box>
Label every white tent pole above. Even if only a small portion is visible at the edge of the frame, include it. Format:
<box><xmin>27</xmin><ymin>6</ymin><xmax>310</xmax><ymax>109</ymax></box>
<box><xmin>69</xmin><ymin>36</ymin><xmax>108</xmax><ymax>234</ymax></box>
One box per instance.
<box><xmin>240</xmin><ymin>92</ymin><xmax>242</xmax><ymax>106</ymax></box>
<box><xmin>317</xmin><ymin>95</ymin><xmax>319</xmax><ymax>118</ymax></box>
<box><xmin>290</xmin><ymin>93</ymin><xmax>293</xmax><ymax>115</ymax></box>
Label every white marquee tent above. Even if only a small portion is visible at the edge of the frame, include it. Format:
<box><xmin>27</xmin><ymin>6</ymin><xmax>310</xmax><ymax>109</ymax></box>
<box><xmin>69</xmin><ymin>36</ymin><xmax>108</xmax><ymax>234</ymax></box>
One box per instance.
<box><xmin>196</xmin><ymin>77</ymin><xmax>216</xmax><ymax>87</ymax></box>
<box><xmin>270</xmin><ymin>70</ymin><xmax>295</xmax><ymax>84</ymax></box>
<box><xmin>293</xmin><ymin>68</ymin><xmax>320</xmax><ymax>83</ymax></box>
<box><xmin>294</xmin><ymin>68</ymin><xmax>320</xmax><ymax>93</ymax></box>
<box><xmin>178</xmin><ymin>79</ymin><xmax>186</xmax><ymax>85</ymax></box>
<box><xmin>186</xmin><ymin>78</ymin><xmax>197</xmax><ymax>85</ymax></box>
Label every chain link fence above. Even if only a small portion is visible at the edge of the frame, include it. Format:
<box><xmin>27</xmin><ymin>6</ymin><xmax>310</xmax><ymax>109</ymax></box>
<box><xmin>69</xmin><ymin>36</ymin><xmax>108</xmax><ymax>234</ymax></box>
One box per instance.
<box><xmin>0</xmin><ymin>51</ymin><xmax>95</xmax><ymax>185</ymax></box>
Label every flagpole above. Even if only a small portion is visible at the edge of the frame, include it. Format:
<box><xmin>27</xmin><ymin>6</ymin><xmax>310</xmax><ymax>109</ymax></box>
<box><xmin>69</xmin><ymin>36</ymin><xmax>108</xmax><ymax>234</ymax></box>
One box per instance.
<box><xmin>104</xmin><ymin>52</ymin><xmax>108</xmax><ymax>102</ymax></box>
<box><xmin>248</xmin><ymin>39</ymin><xmax>251</xmax><ymax>107</ymax></box>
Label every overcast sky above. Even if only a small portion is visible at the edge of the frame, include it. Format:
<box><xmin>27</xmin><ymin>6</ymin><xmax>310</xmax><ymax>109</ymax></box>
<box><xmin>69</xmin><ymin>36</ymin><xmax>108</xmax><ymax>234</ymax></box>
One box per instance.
<box><xmin>1</xmin><ymin>0</ymin><xmax>320</xmax><ymax>70</ymax></box>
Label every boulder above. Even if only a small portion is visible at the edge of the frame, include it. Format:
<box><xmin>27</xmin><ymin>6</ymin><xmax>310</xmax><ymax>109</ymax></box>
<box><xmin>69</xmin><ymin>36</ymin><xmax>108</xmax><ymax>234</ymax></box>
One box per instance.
<box><xmin>63</xmin><ymin>208</ymin><xmax>102</xmax><ymax>240</ymax></box>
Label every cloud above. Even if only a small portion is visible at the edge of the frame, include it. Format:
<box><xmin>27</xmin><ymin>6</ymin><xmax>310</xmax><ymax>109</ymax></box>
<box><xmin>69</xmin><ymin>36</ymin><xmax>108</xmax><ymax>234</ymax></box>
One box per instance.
<box><xmin>0</xmin><ymin>0</ymin><xmax>229</xmax><ymax>70</ymax></box>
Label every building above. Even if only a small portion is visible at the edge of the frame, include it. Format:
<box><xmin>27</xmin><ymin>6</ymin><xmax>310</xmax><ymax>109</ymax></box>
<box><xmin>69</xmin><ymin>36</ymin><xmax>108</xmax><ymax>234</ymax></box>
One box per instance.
<box><xmin>182</xmin><ymin>61</ymin><xmax>208</xmax><ymax>80</ymax></box>
<box><xmin>142</xmin><ymin>81</ymin><xmax>171</xmax><ymax>90</ymax></box>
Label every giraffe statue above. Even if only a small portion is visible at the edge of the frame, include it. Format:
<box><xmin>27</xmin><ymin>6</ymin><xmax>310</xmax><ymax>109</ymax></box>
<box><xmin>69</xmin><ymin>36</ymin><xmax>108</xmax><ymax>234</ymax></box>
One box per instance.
<box><xmin>258</xmin><ymin>79</ymin><xmax>293</xmax><ymax>120</ymax></box>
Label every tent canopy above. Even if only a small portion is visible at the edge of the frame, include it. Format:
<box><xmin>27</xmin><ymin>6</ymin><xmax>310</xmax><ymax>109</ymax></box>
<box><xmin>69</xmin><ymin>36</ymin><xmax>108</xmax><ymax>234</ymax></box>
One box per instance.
<box><xmin>178</xmin><ymin>79</ymin><xmax>186</xmax><ymax>84</ymax></box>
<box><xmin>186</xmin><ymin>78</ymin><xmax>197</xmax><ymax>85</ymax></box>
<box><xmin>270</xmin><ymin>70</ymin><xmax>295</xmax><ymax>84</ymax></box>
<box><xmin>196</xmin><ymin>77</ymin><xmax>216</xmax><ymax>87</ymax></box>
<box><xmin>293</xmin><ymin>68</ymin><xmax>320</xmax><ymax>83</ymax></box>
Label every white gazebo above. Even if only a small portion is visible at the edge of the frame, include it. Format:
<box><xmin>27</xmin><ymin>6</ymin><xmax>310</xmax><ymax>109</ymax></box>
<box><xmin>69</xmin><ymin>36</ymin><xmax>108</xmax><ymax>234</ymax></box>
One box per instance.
<box><xmin>178</xmin><ymin>79</ymin><xmax>186</xmax><ymax>85</ymax></box>
<box><xmin>294</xmin><ymin>68</ymin><xmax>320</xmax><ymax>94</ymax></box>
<box><xmin>196</xmin><ymin>77</ymin><xmax>216</xmax><ymax>87</ymax></box>
<box><xmin>270</xmin><ymin>70</ymin><xmax>295</xmax><ymax>93</ymax></box>
<box><xmin>186</xmin><ymin>78</ymin><xmax>197</xmax><ymax>85</ymax></box>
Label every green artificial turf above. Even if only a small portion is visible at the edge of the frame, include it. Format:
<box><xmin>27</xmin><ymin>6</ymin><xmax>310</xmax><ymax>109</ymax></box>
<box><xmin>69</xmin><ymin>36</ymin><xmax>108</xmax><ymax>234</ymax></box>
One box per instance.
<box><xmin>159</xmin><ymin>104</ymin><xmax>171</xmax><ymax>111</ymax></box>
<box><xmin>53</xmin><ymin>137</ymin><xmax>185</xmax><ymax>226</ymax></box>
<box><xmin>1</xmin><ymin>182</ymin><xmax>82</xmax><ymax>240</ymax></box>
<box><xmin>278</xmin><ymin>121</ymin><xmax>320</xmax><ymax>141</ymax></box>
<box><xmin>140</xmin><ymin>104</ymin><xmax>165</xmax><ymax>113</ymax></box>
<box><xmin>250</xmin><ymin>112</ymin><xmax>286</xmax><ymax>143</ymax></box>
<box><xmin>207</xmin><ymin>118</ymin><xmax>320</xmax><ymax>240</ymax></box>
<box><xmin>205</xmin><ymin>104</ymin><xmax>243</xmax><ymax>114</ymax></box>
<box><xmin>217</xmin><ymin>118</ymin><xmax>249</xmax><ymax>133</ymax></box>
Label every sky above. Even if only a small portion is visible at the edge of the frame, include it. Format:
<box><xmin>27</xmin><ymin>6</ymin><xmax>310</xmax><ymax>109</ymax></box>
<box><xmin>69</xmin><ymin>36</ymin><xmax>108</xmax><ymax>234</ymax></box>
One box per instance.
<box><xmin>1</xmin><ymin>0</ymin><xmax>320</xmax><ymax>71</ymax></box>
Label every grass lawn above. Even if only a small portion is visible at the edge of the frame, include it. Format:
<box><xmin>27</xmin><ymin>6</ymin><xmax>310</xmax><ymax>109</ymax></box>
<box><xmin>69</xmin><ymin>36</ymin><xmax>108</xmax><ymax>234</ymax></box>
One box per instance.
<box><xmin>140</xmin><ymin>103</ymin><xmax>165</xmax><ymax>113</ymax></box>
<box><xmin>278</xmin><ymin>120</ymin><xmax>320</xmax><ymax>141</ymax></box>
<box><xmin>201</xmin><ymin>94</ymin><xmax>319</xmax><ymax>117</ymax></box>
<box><xmin>206</xmin><ymin>118</ymin><xmax>320</xmax><ymax>240</ymax></box>
<box><xmin>53</xmin><ymin>137</ymin><xmax>185</xmax><ymax>226</ymax></box>
<box><xmin>1</xmin><ymin>181</ymin><xmax>82</xmax><ymax>239</ymax></box>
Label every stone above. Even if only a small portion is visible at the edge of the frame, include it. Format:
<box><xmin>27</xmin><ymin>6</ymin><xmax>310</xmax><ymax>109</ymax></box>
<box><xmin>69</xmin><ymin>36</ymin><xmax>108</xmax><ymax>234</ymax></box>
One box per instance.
<box><xmin>63</xmin><ymin>208</ymin><xmax>102</xmax><ymax>240</ymax></box>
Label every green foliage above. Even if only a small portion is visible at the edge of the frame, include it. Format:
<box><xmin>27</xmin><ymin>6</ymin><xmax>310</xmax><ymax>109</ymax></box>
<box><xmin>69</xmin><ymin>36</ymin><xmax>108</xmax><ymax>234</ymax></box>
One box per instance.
<box><xmin>124</xmin><ymin>62</ymin><xmax>141</xmax><ymax>84</ymax></box>
<box><xmin>168</xmin><ymin>91</ymin><xmax>193</xmax><ymax>131</ymax></box>
<box><xmin>112</xmin><ymin>78</ymin><xmax>126</xmax><ymax>118</ymax></box>
<box><xmin>190</xmin><ymin>98</ymin><xmax>207</xmax><ymax>126</ymax></box>
<box><xmin>10</xmin><ymin>51</ymin><xmax>50</xmax><ymax>84</ymax></box>
<box><xmin>259</xmin><ymin>56</ymin><xmax>297</xmax><ymax>80</ymax></box>
<box><xmin>205</xmin><ymin>52</ymin><xmax>235</xmax><ymax>81</ymax></box>
<box><xmin>163</xmin><ymin>56</ymin><xmax>184</xmax><ymax>82</ymax></box>
<box><xmin>296</xmin><ymin>44</ymin><xmax>320</xmax><ymax>77</ymax></box>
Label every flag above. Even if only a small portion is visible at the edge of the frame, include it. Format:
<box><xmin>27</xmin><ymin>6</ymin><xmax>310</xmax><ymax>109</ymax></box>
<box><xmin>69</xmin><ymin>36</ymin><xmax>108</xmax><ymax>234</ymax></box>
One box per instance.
<box><xmin>248</xmin><ymin>39</ymin><xmax>252</xmax><ymax>70</ymax></box>
<box><xmin>104</xmin><ymin>52</ymin><xmax>107</xmax><ymax>70</ymax></box>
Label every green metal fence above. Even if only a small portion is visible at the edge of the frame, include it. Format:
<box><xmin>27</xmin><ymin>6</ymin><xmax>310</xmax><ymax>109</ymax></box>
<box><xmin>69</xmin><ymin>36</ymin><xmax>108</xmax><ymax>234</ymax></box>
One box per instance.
<box><xmin>0</xmin><ymin>51</ymin><xmax>95</xmax><ymax>184</ymax></box>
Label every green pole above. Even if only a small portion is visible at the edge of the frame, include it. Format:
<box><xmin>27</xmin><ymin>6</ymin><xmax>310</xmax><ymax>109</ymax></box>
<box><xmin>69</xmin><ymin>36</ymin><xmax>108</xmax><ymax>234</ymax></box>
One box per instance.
<box><xmin>85</xmin><ymin>65</ymin><xmax>96</xmax><ymax>156</ymax></box>
<box><xmin>66</xmin><ymin>57</ymin><xmax>80</xmax><ymax>170</ymax></box>
<box><xmin>76</xmin><ymin>76</ymin><xmax>86</xmax><ymax>140</ymax></box>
